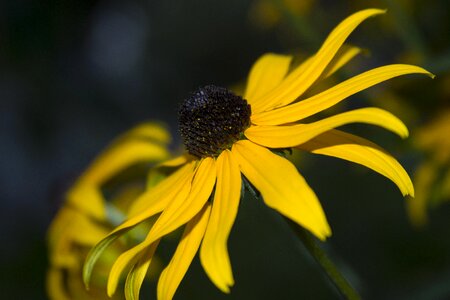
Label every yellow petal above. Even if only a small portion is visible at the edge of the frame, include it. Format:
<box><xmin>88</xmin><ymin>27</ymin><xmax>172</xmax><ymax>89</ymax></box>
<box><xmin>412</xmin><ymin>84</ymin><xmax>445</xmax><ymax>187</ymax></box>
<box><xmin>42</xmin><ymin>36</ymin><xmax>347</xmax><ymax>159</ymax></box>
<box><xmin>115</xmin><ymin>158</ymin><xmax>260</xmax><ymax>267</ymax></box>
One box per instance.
<box><xmin>288</xmin><ymin>45</ymin><xmax>362</xmax><ymax>90</ymax></box>
<box><xmin>66</xmin><ymin>185</ymin><xmax>106</xmax><ymax>220</ymax></box>
<box><xmin>320</xmin><ymin>44</ymin><xmax>362</xmax><ymax>79</ymax></box>
<box><xmin>407</xmin><ymin>162</ymin><xmax>437</xmax><ymax>227</ymax></box>
<box><xmin>252</xmin><ymin>64</ymin><xmax>433</xmax><ymax>125</ymax></box>
<box><xmin>124</xmin><ymin>240</ymin><xmax>160</xmax><ymax>300</ymax></box>
<box><xmin>297</xmin><ymin>129</ymin><xmax>414</xmax><ymax>196</ymax></box>
<box><xmin>107</xmin><ymin>240</ymin><xmax>160</xmax><ymax>297</ymax></box>
<box><xmin>47</xmin><ymin>268</ymin><xmax>70</xmax><ymax>300</ymax></box>
<box><xmin>200</xmin><ymin>150</ymin><xmax>241</xmax><ymax>293</ymax></box>
<box><xmin>83</xmin><ymin>163</ymin><xmax>194</xmax><ymax>291</ymax></box>
<box><xmin>232</xmin><ymin>140</ymin><xmax>331</xmax><ymax>240</ymax></box>
<box><xmin>246</xmin><ymin>107</ymin><xmax>408</xmax><ymax>148</ymax></box>
<box><xmin>67</xmin><ymin>210</ymin><xmax>109</xmax><ymax>246</ymax></box>
<box><xmin>157</xmin><ymin>154</ymin><xmax>191</xmax><ymax>168</ymax></box>
<box><xmin>157</xmin><ymin>204</ymin><xmax>211</xmax><ymax>300</ymax></box>
<box><xmin>78</xmin><ymin>139</ymin><xmax>169</xmax><ymax>186</ymax></box>
<box><xmin>127</xmin><ymin>162</ymin><xmax>194</xmax><ymax>217</ymax></box>
<box><xmin>251</xmin><ymin>9</ymin><xmax>385</xmax><ymax>112</ymax></box>
<box><xmin>244</xmin><ymin>53</ymin><xmax>292</xmax><ymax>105</ymax></box>
<box><xmin>145</xmin><ymin>157</ymin><xmax>215</xmax><ymax>244</ymax></box>
<box><xmin>106</xmin><ymin>158</ymin><xmax>216</xmax><ymax>296</ymax></box>
<box><xmin>124</xmin><ymin>122</ymin><xmax>171</xmax><ymax>144</ymax></box>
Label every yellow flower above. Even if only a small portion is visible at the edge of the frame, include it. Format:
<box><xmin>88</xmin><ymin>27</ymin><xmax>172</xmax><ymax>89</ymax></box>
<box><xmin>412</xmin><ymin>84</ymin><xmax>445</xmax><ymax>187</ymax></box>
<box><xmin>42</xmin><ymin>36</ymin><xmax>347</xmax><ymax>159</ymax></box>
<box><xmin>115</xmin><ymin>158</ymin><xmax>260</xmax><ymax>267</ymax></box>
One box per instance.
<box><xmin>407</xmin><ymin>110</ymin><xmax>450</xmax><ymax>226</ymax></box>
<box><xmin>84</xmin><ymin>9</ymin><xmax>433</xmax><ymax>300</ymax></box>
<box><xmin>47</xmin><ymin>123</ymin><xmax>171</xmax><ymax>299</ymax></box>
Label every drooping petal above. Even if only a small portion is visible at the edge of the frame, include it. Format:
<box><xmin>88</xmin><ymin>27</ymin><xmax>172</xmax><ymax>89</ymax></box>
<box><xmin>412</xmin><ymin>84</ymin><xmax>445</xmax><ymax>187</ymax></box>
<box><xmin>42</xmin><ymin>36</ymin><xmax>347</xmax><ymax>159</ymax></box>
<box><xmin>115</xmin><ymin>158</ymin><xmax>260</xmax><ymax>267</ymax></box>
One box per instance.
<box><xmin>156</xmin><ymin>154</ymin><xmax>191</xmax><ymax>168</ymax></box>
<box><xmin>79</xmin><ymin>140</ymin><xmax>169</xmax><ymax>186</ymax></box>
<box><xmin>252</xmin><ymin>64</ymin><xmax>433</xmax><ymax>125</ymax></box>
<box><xmin>47</xmin><ymin>268</ymin><xmax>70</xmax><ymax>300</ymax></box>
<box><xmin>407</xmin><ymin>162</ymin><xmax>437</xmax><ymax>227</ymax></box>
<box><xmin>157</xmin><ymin>204</ymin><xmax>211</xmax><ymax>300</ymax></box>
<box><xmin>123</xmin><ymin>122</ymin><xmax>171</xmax><ymax>144</ymax></box>
<box><xmin>83</xmin><ymin>163</ymin><xmax>194</xmax><ymax>290</ymax></box>
<box><xmin>200</xmin><ymin>150</ymin><xmax>241</xmax><ymax>293</ymax></box>
<box><xmin>66</xmin><ymin>185</ymin><xmax>106</xmax><ymax>221</ymax></box>
<box><xmin>297</xmin><ymin>129</ymin><xmax>414</xmax><ymax>196</ymax></box>
<box><xmin>246</xmin><ymin>107</ymin><xmax>408</xmax><ymax>148</ymax></box>
<box><xmin>232</xmin><ymin>140</ymin><xmax>331</xmax><ymax>240</ymax></box>
<box><xmin>244</xmin><ymin>53</ymin><xmax>292</xmax><ymax>104</ymax></box>
<box><xmin>251</xmin><ymin>8</ymin><xmax>385</xmax><ymax>113</ymax></box>
<box><xmin>66</xmin><ymin>124</ymin><xmax>170</xmax><ymax>221</ymax></box>
<box><xmin>105</xmin><ymin>158</ymin><xmax>216</xmax><ymax>296</ymax></box>
<box><xmin>124</xmin><ymin>240</ymin><xmax>160</xmax><ymax>300</ymax></box>
<box><xmin>66</xmin><ymin>210</ymin><xmax>110</xmax><ymax>246</ymax></box>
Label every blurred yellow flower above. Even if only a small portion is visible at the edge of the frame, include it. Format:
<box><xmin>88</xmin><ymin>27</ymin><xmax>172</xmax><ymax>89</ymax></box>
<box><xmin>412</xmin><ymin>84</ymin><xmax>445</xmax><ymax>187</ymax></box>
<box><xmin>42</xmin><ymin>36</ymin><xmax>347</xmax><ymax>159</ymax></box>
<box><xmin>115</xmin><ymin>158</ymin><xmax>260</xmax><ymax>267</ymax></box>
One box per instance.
<box><xmin>408</xmin><ymin>110</ymin><xmax>450</xmax><ymax>226</ymax></box>
<box><xmin>84</xmin><ymin>9</ymin><xmax>432</xmax><ymax>300</ymax></box>
<box><xmin>47</xmin><ymin>123</ymin><xmax>171</xmax><ymax>299</ymax></box>
<box><xmin>47</xmin><ymin>205</ymin><xmax>120</xmax><ymax>300</ymax></box>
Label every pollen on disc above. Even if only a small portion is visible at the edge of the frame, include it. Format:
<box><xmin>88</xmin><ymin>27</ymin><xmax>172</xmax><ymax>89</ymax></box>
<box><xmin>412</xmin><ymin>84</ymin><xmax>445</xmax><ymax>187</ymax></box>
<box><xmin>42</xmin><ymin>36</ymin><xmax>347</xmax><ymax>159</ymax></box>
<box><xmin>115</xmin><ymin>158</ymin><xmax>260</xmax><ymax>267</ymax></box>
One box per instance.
<box><xmin>178</xmin><ymin>85</ymin><xmax>251</xmax><ymax>158</ymax></box>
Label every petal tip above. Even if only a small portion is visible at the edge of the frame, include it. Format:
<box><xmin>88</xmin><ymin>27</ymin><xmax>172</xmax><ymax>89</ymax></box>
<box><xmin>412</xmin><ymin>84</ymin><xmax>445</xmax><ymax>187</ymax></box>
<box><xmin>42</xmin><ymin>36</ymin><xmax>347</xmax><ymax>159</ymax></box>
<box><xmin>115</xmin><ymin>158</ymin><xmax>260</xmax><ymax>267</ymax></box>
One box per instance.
<box><xmin>219</xmin><ymin>285</ymin><xmax>232</xmax><ymax>294</ymax></box>
<box><xmin>407</xmin><ymin>186</ymin><xmax>415</xmax><ymax>198</ymax></box>
<box><xmin>401</xmin><ymin>127</ymin><xmax>410</xmax><ymax>139</ymax></box>
<box><xmin>363</xmin><ymin>8</ymin><xmax>387</xmax><ymax>16</ymax></box>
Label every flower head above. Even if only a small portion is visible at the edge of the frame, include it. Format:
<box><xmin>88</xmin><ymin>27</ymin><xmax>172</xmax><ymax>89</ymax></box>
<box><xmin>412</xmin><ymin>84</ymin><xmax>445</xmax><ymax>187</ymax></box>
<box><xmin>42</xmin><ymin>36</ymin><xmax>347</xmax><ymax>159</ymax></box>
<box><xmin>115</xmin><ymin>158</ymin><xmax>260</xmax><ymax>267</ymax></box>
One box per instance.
<box><xmin>47</xmin><ymin>123</ymin><xmax>170</xmax><ymax>299</ymax></box>
<box><xmin>83</xmin><ymin>8</ymin><xmax>433</xmax><ymax>300</ymax></box>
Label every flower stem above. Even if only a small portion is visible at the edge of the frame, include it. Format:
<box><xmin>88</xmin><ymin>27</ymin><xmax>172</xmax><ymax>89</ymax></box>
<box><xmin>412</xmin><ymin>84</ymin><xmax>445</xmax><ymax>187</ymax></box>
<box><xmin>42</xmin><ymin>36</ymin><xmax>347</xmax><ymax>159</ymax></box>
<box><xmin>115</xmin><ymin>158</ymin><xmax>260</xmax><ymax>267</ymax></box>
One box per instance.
<box><xmin>285</xmin><ymin>218</ymin><xmax>361</xmax><ymax>300</ymax></box>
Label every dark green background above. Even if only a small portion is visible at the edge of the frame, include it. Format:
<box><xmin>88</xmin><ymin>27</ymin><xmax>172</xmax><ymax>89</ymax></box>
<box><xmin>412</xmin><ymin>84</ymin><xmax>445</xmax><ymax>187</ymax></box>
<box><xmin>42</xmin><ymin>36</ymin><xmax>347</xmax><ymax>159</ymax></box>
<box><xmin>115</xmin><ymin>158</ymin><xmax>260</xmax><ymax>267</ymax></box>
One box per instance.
<box><xmin>1</xmin><ymin>0</ymin><xmax>449</xmax><ymax>299</ymax></box>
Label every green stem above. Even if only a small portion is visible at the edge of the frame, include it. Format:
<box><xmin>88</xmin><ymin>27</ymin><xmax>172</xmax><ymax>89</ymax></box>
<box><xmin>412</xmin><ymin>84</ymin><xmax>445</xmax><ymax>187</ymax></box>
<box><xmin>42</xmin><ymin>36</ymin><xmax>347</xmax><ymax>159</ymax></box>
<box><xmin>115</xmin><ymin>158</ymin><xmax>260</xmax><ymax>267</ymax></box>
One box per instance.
<box><xmin>285</xmin><ymin>218</ymin><xmax>361</xmax><ymax>300</ymax></box>
<box><xmin>243</xmin><ymin>178</ymin><xmax>360</xmax><ymax>299</ymax></box>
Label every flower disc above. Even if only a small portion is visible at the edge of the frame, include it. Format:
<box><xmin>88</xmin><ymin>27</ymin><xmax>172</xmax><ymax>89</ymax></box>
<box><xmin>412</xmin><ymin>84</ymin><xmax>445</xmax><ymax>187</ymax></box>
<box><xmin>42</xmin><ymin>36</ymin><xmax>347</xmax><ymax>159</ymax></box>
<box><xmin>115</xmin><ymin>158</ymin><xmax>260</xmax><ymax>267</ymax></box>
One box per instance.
<box><xmin>179</xmin><ymin>85</ymin><xmax>251</xmax><ymax>158</ymax></box>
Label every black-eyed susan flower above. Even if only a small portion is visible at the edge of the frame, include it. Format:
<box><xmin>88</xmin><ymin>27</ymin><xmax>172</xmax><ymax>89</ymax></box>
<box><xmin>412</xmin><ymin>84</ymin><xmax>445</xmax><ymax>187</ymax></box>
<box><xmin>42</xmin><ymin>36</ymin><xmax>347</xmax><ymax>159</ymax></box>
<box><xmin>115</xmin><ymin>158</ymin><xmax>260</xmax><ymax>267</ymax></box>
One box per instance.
<box><xmin>47</xmin><ymin>123</ymin><xmax>170</xmax><ymax>299</ymax></box>
<box><xmin>83</xmin><ymin>9</ymin><xmax>433</xmax><ymax>300</ymax></box>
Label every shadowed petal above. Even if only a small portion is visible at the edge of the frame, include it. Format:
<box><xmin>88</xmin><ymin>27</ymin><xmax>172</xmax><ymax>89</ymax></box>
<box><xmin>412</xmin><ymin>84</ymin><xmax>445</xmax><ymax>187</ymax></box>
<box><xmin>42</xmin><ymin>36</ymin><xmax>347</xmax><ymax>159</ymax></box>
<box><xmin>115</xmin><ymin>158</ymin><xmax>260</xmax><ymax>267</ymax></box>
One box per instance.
<box><xmin>232</xmin><ymin>140</ymin><xmax>331</xmax><ymax>240</ymax></box>
<box><xmin>157</xmin><ymin>204</ymin><xmax>211</xmax><ymax>300</ymax></box>
<box><xmin>124</xmin><ymin>240</ymin><xmax>160</xmax><ymax>300</ymax></box>
<box><xmin>246</xmin><ymin>107</ymin><xmax>408</xmax><ymax>148</ymax></box>
<box><xmin>244</xmin><ymin>53</ymin><xmax>292</xmax><ymax>106</ymax></box>
<box><xmin>319</xmin><ymin>45</ymin><xmax>363</xmax><ymax>79</ymax></box>
<box><xmin>297</xmin><ymin>129</ymin><xmax>414</xmax><ymax>196</ymax></box>
<box><xmin>200</xmin><ymin>150</ymin><xmax>241</xmax><ymax>293</ymax></box>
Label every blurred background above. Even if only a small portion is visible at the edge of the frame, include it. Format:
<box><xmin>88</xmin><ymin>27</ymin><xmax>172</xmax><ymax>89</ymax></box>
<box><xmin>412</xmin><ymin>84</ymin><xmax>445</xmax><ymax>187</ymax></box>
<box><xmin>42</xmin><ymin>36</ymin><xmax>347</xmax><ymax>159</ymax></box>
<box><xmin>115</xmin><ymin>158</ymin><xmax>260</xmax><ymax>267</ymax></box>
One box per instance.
<box><xmin>1</xmin><ymin>0</ymin><xmax>449</xmax><ymax>299</ymax></box>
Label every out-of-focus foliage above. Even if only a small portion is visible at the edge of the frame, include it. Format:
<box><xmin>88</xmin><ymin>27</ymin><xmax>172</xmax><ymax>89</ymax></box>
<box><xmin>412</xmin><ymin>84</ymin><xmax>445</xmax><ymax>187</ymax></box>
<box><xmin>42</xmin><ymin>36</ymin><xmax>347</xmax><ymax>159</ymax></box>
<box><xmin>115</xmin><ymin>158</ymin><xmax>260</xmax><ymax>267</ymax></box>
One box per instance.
<box><xmin>1</xmin><ymin>0</ymin><xmax>449</xmax><ymax>299</ymax></box>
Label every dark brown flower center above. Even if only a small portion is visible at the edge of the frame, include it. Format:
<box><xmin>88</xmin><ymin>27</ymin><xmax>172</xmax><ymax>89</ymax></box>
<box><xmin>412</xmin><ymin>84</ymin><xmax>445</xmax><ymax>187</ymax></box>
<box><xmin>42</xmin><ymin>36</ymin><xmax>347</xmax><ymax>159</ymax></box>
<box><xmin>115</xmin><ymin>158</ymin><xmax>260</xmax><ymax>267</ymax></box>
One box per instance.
<box><xmin>178</xmin><ymin>85</ymin><xmax>251</xmax><ymax>158</ymax></box>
